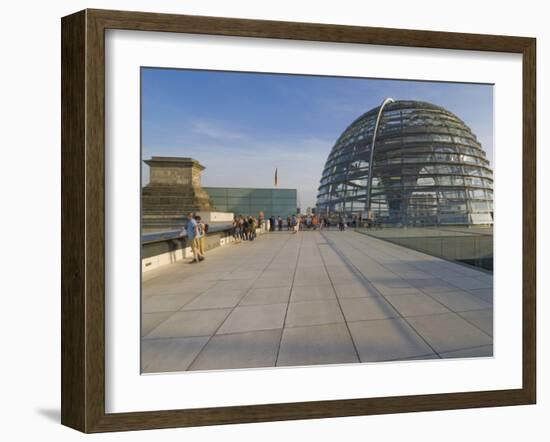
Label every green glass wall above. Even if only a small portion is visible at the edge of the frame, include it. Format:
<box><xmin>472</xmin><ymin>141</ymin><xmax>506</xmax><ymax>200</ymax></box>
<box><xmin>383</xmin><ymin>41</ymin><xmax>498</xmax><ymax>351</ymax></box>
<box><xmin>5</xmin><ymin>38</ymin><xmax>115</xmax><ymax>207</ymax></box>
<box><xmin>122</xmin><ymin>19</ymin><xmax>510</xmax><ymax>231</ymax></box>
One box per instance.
<box><xmin>203</xmin><ymin>187</ymin><xmax>297</xmax><ymax>219</ymax></box>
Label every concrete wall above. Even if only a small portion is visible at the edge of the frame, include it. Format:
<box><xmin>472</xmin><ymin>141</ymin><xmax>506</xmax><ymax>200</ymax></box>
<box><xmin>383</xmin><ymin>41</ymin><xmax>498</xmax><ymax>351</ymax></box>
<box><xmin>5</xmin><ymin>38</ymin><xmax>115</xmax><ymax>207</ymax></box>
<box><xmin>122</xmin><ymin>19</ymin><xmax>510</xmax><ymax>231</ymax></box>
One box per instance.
<box><xmin>142</xmin><ymin>225</ymin><xmax>267</xmax><ymax>273</ymax></box>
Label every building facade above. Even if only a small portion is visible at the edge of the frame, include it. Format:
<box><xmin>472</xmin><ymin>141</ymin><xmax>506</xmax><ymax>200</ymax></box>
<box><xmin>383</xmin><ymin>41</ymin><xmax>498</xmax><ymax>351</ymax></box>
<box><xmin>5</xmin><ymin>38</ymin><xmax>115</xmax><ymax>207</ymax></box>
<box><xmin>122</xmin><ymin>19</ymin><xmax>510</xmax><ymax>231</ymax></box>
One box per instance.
<box><xmin>204</xmin><ymin>187</ymin><xmax>297</xmax><ymax>219</ymax></box>
<box><xmin>316</xmin><ymin>100</ymin><xmax>493</xmax><ymax>225</ymax></box>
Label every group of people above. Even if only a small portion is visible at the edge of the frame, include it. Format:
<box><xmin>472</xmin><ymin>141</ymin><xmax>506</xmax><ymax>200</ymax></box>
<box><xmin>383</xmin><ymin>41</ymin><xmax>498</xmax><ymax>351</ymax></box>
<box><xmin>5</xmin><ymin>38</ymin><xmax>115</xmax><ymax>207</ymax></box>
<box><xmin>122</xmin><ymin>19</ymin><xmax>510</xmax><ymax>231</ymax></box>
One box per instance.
<box><xmin>275</xmin><ymin>214</ymin><xmax>332</xmax><ymax>232</ymax></box>
<box><xmin>185</xmin><ymin>212</ymin><xmax>208</xmax><ymax>264</ymax></box>
<box><xmin>232</xmin><ymin>215</ymin><xmax>259</xmax><ymax>241</ymax></box>
<box><xmin>264</xmin><ymin>214</ymin><xmax>332</xmax><ymax>233</ymax></box>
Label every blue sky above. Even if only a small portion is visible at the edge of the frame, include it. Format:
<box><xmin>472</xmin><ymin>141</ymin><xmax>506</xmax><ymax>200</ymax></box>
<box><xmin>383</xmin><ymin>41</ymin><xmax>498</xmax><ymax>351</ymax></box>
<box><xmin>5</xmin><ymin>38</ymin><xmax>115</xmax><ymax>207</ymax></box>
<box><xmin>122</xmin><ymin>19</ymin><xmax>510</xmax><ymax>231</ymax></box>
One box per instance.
<box><xmin>142</xmin><ymin>68</ymin><xmax>493</xmax><ymax>209</ymax></box>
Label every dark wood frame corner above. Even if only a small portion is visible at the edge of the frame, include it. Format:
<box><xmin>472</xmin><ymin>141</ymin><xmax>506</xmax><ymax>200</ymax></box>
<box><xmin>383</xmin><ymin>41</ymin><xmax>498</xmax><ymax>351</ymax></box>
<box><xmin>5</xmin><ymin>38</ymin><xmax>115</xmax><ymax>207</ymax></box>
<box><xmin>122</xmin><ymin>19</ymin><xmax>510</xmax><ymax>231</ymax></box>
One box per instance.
<box><xmin>61</xmin><ymin>8</ymin><xmax>536</xmax><ymax>433</ymax></box>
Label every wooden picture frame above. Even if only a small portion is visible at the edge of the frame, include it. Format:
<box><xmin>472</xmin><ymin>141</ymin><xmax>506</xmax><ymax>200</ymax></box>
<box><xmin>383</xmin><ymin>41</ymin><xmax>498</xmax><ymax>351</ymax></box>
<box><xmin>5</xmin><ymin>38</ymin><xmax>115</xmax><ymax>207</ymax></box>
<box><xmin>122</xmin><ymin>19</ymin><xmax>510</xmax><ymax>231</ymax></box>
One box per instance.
<box><xmin>61</xmin><ymin>8</ymin><xmax>536</xmax><ymax>433</ymax></box>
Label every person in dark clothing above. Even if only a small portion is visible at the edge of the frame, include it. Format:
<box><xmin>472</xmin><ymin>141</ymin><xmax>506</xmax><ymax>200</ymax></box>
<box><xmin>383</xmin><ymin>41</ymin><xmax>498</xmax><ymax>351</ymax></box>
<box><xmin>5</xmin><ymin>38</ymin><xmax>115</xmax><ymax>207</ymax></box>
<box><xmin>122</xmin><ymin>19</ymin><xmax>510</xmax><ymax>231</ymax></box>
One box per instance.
<box><xmin>242</xmin><ymin>216</ymin><xmax>250</xmax><ymax>240</ymax></box>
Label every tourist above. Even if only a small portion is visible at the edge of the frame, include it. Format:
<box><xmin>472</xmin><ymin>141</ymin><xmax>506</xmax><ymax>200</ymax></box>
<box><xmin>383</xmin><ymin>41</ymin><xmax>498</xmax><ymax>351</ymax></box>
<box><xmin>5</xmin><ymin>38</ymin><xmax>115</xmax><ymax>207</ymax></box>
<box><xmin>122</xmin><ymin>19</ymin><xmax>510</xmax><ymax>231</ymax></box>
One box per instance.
<box><xmin>287</xmin><ymin>216</ymin><xmax>291</xmax><ymax>231</ymax></box>
<box><xmin>291</xmin><ymin>214</ymin><xmax>299</xmax><ymax>234</ymax></box>
<box><xmin>242</xmin><ymin>216</ymin><xmax>250</xmax><ymax>240</ymax></box>
<box><xmin>249</xmin><ymin>216</ymin><xmax>256</xmax><ymax>240</ymax></box>
<box><xmin>194</xmin><ymin>215</ymin><xmax>206</xmax><ymax>260</ymax></box>
<box><xmin>232</xmin><ymin>216</ymin><xmax>241</xmax><ymax>241</ymax></box>
<box><xmin>339</xmin><ymin>215</ymin><xmax>345</xmax><ymax>231</ymax></box>
<box><xmin>238</xmin><ymin>216</ymin><xmax>245</xmax><ymax>240</ymax></box>
<box><xmin>185</xmin><ymin>212</ymin><xmax>203</xmax><ymax>263</ymax></box>
<box><xmin>278</xmin><ymin>216</ymin><xmax>283</xmax><ymax>231</ymax></box>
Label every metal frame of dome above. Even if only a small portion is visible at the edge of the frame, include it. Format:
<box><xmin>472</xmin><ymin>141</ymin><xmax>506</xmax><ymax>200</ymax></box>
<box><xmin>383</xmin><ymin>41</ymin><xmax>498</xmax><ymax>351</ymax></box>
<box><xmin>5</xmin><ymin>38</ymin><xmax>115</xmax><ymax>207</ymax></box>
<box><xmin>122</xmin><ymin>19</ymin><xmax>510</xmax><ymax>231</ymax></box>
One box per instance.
<box><xmin>316</xmin><ymin>99</ymin><xmax>493</xmax><ymax>225</ymax></box>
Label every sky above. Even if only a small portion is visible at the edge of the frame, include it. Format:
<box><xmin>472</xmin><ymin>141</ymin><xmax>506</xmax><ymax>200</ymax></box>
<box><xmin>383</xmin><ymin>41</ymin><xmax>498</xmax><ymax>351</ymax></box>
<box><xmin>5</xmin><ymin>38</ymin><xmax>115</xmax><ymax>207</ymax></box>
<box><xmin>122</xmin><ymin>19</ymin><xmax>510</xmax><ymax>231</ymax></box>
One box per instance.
<box><xmin>141</xmin><ymin>68</ymin><xmax>493</xmax><ymax>209</ymax></box>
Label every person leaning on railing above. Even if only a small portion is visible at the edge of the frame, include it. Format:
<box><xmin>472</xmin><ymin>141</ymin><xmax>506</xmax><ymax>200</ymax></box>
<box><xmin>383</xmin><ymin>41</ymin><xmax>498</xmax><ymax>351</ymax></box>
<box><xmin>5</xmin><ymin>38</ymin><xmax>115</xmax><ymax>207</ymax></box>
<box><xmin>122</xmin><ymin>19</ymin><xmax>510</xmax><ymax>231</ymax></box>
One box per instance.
<box><xmin>195</xmin><ymin>215</ymin><xmax>207</xmax><ymax>259</ymax></box>
<box><xmin>185</xmin><ymin>212</ymin><xmax>204</xmax><ymax>263</ymax></box>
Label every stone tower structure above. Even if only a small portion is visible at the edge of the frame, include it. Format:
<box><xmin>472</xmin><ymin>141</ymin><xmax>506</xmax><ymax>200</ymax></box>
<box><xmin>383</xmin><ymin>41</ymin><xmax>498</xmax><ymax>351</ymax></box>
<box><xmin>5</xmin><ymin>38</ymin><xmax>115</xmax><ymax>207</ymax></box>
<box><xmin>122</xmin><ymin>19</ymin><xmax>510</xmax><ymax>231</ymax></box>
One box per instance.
<box><xmin>142</xmin><ymin>157</ymin><xmax>215</xmax><ymax>231</ymax></box>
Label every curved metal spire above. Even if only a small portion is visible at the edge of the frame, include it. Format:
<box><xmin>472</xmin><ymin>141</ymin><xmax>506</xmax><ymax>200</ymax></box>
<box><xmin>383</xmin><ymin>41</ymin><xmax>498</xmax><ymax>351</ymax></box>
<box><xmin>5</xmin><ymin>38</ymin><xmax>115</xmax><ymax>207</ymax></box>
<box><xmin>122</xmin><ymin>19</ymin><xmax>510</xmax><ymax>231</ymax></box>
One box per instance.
<box><xmin>365</xmin><ymin>97</ymin><xmax>394</xmax><ymax>217</ymax></box>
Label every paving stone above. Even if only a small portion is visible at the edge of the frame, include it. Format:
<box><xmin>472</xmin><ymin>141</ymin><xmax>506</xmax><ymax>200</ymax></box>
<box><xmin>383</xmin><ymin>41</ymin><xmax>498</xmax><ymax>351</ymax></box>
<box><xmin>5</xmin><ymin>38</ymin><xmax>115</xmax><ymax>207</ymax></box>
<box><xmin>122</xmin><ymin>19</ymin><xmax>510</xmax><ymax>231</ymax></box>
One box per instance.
<box><xmin>467</xmin><ymin>287</ymin><xmax>494</xmax><ymax>304</ymax></box>
<box><xmin>333</xmin><ymin>282</ymin><xmax>379</xmax><ymax>299</ymax></box>
<box><xmin>406</xmin><ymin>313</ymin><xmax>492</xmax><ymax>353</ymax></box>
<box><xmin>142</xmin><ymin>279</ymin><xmax>214</xmax><ymax>297</ymax></box>
<box><xmin>324</xmin><ymin>264</ymin><xmax>353</xmax><ymax>274</ymax></box>
<box><xmin>373</xmin><ymin>285</ymin><xmax>424</xmax><ymax>296</ymax></box>
<box><xmin>277</xmin><ymin>323</ymin><xmax>359</xmax><ymax>367</ymax></box>
<box><xmin>220</xmin><ymin>270</ymin><xmax>263</xmax><ymax>280</ymax></box>
<box><xmin>428</xmin><ymin>290</ymin><xmax>492</xmax><ymax>312</ymax></box>
<box><xmin>145</xmin><ymin>309</ymin><xmax>231</xmax><ymax>338</ymax></box>
<box><xmin>239</xmin><ymin>287</ymin><xmax>291</xmax><ymax>306</ymax></box>
<box><xmin>184</xmin><ymin>272</ymin><xmax>227</xmax><ymax>282</ymax></box>
<box><xmin>290</xmin><ymin>285</ymin><xmax>336</xmax><ymax>302</ymax></box>
<box><xmin>339</xmin><ymin>297</ymin><xmax>398</xmax><ymax>322</ymax></box>
<box><xmin>406</xmin><ymin>278</ymin><xmax>458</xmax><ymax>294</ymax></box>
<box><xmin>260</xmin><ymin>270</ymin><xmax>295</xmax><ymax>280</ymax></box>
<box><xmin>252</xmin><ymin>278</ymin><xmax>293</xmax><ymax>288</ymax></box>
<box><xmin>443</xmin><ymin>277</ymin><xmax>493</xmax><ymax>290</ymax></box>
<box><xmin>385</xmin><ymin>293</ymin><xmax>451</xmax><ymax>317</ymax></box>
<box><xmin>440</xmin><ymin>345</ymin><xmax>493</xmax><ymax>359</ymax></box>
<box><xmin>285</xmin><ymin>299</ymin><xmax>345</xmax><ymax>327</ymax></box>
<box><xmin>142</xmin><ymin>292</ymin><xmax>202</xmax><ymax>313</ymax></box>
<box><xmin>401</xmin><ymin>353</ymin><xmax>441</xmax><ymax>361</ymax></box>
<box><xmin>189</xmin><ymin>329</ymin><xmax>281</xmax><ymax>370</ymax></box>
<box><xmin>369</xmin><ymin>277</ymin><xmax>412</xmax><ymax>288</ymax></box>
<box><xmin>293</xmin><ymin>274</ymin><xmax>332</xmax><ymax>287</ymax></box>
<box><xmin>211</xmin><ymin>279</ymin><xmax>255</xmax><ymax>291</ymax></box>
<box><xmin>459</xmin><ymin>309</ymin><xmax>493</xmax><ymax>336</ymax></box>
<box><xmin>217</xmin><ymin>304</ymin><xmax>287</xmax><ymax>334</ymax></box>
<box><xmin>348</xmin><ymin>318</ymin><xmax>436</xmax><ymax>362</ymax></box>
<box><xmin>142</xmin><ymin>337</ymin><xmax>210</xmax><ymax>373</ymax></box>
<box><xmin>142</xmin><ymin>312</ymin><xmax>174</xmax><ymax>336</ymax></box>
<box><xmin>182</xmin><ymin>288</ymin><xmax>247</xmax><ymax>310</ymax></box>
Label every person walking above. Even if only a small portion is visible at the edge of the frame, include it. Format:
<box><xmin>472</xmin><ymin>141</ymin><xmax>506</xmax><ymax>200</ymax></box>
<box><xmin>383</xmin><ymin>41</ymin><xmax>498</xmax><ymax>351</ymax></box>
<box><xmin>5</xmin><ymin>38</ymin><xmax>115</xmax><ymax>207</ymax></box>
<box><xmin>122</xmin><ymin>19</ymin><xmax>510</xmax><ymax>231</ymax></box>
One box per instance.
<box><xmin>278</xmin><ymin>216</ymin><xmax>283</xmax><ymax>231</ymax></box>
<box><xmin>291</xmin><ymin>214</ymin><xmax>299</xmax><ymax>234</ymax></box>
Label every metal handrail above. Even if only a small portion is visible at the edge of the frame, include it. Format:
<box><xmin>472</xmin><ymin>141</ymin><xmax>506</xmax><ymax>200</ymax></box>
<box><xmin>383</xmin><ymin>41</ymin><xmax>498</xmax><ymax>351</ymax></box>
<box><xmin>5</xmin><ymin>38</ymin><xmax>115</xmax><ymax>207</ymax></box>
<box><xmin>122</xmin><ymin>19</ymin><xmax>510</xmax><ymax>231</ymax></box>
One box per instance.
<box><xmin>141</xmin><ymin>223</ymin><xmax>234</xmax><ymax>245</ymax></box>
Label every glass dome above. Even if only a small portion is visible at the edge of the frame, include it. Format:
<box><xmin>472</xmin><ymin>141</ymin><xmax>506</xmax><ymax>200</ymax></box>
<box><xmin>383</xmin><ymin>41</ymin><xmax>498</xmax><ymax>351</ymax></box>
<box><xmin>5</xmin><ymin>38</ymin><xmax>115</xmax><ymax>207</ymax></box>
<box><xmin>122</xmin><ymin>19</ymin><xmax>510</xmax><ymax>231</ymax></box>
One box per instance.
<box><xmin>316</xmin><ymin>100</ymin><xmax>493</xmax><ymax>225</ymax></box>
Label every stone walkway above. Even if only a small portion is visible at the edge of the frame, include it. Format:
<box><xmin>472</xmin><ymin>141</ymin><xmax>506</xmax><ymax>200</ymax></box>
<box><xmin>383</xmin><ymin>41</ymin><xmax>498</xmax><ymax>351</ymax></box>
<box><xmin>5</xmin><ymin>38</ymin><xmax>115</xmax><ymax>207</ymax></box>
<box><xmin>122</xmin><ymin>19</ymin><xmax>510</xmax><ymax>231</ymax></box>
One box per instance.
<box><xmin>141</xmin><ymin>230</ymin><xmax>493</xmax><ymax>373</ymax></box>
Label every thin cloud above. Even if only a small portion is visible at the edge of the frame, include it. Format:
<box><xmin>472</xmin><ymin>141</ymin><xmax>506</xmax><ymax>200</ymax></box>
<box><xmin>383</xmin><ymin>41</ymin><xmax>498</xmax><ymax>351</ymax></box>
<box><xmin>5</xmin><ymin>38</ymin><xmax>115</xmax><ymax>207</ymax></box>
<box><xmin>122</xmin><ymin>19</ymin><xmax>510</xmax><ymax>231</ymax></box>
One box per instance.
<box><xmin>190</xmin><ymin>120</ymin><xmax>248</xmax><ymax>141</ymax></box>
